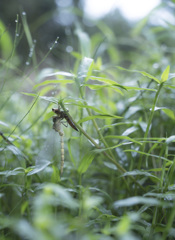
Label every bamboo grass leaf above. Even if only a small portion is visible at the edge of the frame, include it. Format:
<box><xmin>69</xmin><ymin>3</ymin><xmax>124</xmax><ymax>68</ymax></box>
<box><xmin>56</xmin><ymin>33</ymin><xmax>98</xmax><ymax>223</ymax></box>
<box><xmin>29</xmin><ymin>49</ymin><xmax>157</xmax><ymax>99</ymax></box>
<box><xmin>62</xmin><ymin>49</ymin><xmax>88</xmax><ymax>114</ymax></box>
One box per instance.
<box><xmin>166</xmin><ymin>136</ymin><xmax>175</xmax><ymax>144</ymax></box>
<box><xmin>119</xmin><ymin>170</ymin><xmax>160</xmax><ymax>182</ymax></box>
<box><xmin>123</xmin><ymin>86</ymin><xmax>156</xmax><ymax>91</ymax></box>
<box><xmin>43</xmin><ymin>111</ymin><xmax>54</xmax><ymax>121</ymax></box>
<box><xmin>75</xmin><ymin>29</ymin><xmax>91</xmax><ymax>58</ymax></box>
<box><xmin>37</xmin><ymin>69</ymin><xmax>75</xmax><ymax>81</ymax></box>
<box><xmin>27</xmin><ymin>161</ymin><xmax>50</xmax><ymax>176</ymax></box>
<box><xmin>90</xmin><ymin>76</ymin><xmax>121</xmax><ymax>85</ymax></box>
<box><xmin>125</xmin><ymin>149</ymin><xmax>172</xmax><ymax>163</ymax></box>
<box><xmin>161</xmin><ymin>65</ymin><xmax>170</xmax><ymax>83</ymax></box>
<box><xmin>78</xmin><ymin>152</ymin><xmax>96</xmax><ymax>174</ymax></box>
<box><xmin>116</xmin><ymin>66</ymin><xmax>160</xmax><ymax>84</ymax></box>
<box><xmin>154</xmin><ymin>107</ymin><xmax>175</xmax><ymax>120</ymax></box>
<box><xmin>5</xmin><ymin>145</ymin><xmax>28</xmax><ymax>161</ymax></box>
<box><xmin>113</xmin><ymin>197</ymin><xmax>169</xmax><ymax>208</ymax></box>
<box><xmin>0</xmin><ymin>167</ymin><xmax>25</xmax><ymax>177</ymax></box>
<box><xmin>33</xmin><ymin>79</ymin><xmax>74</xmax><ymax>89</ymax></box>
<box><xmin>44</xmin><ymin>71</ymin><xmax>75</xmax><ymax>77</ymax></box>
<box><xmin>77</xmin><ymin>114</ymin><xmax>122</xmax><ymax>124</ymax></box>
<box><xmin>105</xmin><ymin>135</ymin><xmax>142</xmax><ymax>145</ymax></box>
<box><xmin>83</xmin><ymin>84</ymin><xmax>123</xmax><ymax>94</ymax></box>
<box><xmin>67</xmin><ymin>103</ymin><xmax>113</xmax><ymax>115</ymax></box>
<box><xmin>165</xmin><ymin>84</ymin><xmax>175</xmax><ymax>89</ymax></box>
<box><xmin>41</xmin><ymin>183</ymin><xmax>79</xmax><ymax>209</ymax></box>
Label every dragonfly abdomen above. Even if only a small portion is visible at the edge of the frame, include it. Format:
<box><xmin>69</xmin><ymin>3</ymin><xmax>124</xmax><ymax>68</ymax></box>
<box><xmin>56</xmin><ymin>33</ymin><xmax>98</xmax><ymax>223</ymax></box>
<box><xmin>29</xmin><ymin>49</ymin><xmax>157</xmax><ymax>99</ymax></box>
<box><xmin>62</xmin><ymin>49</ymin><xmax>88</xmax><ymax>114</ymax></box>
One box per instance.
<box><xmin>65</xmin><ymin>115</ymin><xmax>79</xmax><ymax>131</ymax></box>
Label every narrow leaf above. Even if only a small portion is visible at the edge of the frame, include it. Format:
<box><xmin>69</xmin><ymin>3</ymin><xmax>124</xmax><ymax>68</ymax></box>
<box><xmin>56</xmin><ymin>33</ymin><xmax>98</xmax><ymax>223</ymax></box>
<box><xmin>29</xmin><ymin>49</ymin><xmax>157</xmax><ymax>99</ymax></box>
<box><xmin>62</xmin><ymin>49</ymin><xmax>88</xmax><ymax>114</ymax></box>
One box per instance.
<box><xmin>161</xmin><ymin>65</ymin><xmax>170</xmax><ymax>83</ymax></box>
<box><xmin>120</xmin><ymin>170</ymin><xmax>160</xmax><ymax>181</ymax></box>
<box><xmin>124</xmin><ymin>149</ymin><xmax>172</xmax><ymax>163</ymax></box>
<box><xmin>113</xmin><ymin>197</ymin><xmax>166</xmax><ymax>208</ymax></box>
<box><xmin>154</xmin><ymin>107</ymin><xmax>174</xmax><ymax>120</ymax></box>
<box><xmin>34</xmin><ymin>79</ymin><xmax>74</xmax><ymax>89</ymax></box>
<box><xmin>77</xmin><ymin>114</ymin><xmax>122</xmax><ymax>124</ymax></box>
<box><xmin>124</xmin><ymin>86</ymin><xmax>156</xmax><ymax>92</ymax></box>
<box><xmin>117</xmin><ymin>66</ymin><xmax>160</xmax><ymax>84</ymax></box>
<box><xmin>0</xmin><ymin>167</ymin><xmax>25</xmax><ymax>177</ymax></box>
<box><xmin>27</xmin><ymin>161</ymin><xmax>50</xmax><ymax>176</ymax></box>
<box><xmin>105</xmin><ymin>135</ymin><xmax>142</xmax><ymax>145</ymax></box>
<box><xmin>83</xmin><ymin>84</ymin><xmax>123</xmax><ymax>94</ymax></box>
<box><xmin>90</xmin><ymin>76</ymin><xmax>120</xmax><ymax>85</ymax></box>
<box><xmin>78</xmin><ymin>152</ymin><xmax>96</xmax><ymax>174</ymax></box>
<box><xmin>166</xmin><ymin>136</ymin><xmax>175</xmax><ymax>144</ymax></box>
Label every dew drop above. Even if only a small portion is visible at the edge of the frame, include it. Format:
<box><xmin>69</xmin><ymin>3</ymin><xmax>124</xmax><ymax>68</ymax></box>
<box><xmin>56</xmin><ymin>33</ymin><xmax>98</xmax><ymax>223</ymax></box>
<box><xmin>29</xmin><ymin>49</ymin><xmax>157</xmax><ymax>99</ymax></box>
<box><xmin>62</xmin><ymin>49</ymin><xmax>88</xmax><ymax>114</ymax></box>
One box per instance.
<box><xmin>26</xmin><ymin>61</ymin><xmax>30</xmax><ymax>65</ymax></box>
<box><xmin>22</xmin><ymin>12</ymin><xmax>26</xmax><ymax>16</ymax></box>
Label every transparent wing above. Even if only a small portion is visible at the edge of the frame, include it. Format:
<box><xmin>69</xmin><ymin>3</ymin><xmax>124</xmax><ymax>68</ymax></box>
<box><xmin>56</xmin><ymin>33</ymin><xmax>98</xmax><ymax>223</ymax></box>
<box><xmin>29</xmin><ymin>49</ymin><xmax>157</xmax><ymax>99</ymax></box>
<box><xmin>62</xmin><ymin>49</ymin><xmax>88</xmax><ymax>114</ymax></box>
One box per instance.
<box><xmin>27</xmin><ymin>131</ymin><xmax>61</xmax><ymax>176</ymax></box>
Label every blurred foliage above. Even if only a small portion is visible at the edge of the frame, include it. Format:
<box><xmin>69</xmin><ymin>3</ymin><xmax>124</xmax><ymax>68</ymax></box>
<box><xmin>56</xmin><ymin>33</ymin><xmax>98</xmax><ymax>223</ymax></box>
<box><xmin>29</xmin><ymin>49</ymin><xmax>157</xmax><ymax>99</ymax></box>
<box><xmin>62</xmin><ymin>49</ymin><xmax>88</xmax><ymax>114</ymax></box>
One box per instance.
<box><xmin>1</xmin><ymin>0</ymin><xmax>175</xmax><ymax>239</ymax></box>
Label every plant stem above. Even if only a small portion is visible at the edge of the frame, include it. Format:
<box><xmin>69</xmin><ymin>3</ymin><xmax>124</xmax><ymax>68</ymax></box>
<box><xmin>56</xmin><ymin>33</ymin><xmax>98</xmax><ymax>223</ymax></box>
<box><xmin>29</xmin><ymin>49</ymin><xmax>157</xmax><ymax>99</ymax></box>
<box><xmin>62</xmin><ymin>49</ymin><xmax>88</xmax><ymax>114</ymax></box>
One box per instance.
<box><xmin>138</xmin><ymin>83</ymin><xmax>164</xmax><ymax>169</ymax></box>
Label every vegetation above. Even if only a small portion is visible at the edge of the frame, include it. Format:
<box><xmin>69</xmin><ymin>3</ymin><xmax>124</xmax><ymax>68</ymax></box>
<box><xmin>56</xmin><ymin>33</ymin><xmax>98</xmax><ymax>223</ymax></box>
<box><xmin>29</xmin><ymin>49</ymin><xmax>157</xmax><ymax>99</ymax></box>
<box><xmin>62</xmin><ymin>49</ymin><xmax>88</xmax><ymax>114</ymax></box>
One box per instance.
<box><xmin>0</xmin><ymin>3</ymin><xmax>175</xmax><ymax>240</ymax></box>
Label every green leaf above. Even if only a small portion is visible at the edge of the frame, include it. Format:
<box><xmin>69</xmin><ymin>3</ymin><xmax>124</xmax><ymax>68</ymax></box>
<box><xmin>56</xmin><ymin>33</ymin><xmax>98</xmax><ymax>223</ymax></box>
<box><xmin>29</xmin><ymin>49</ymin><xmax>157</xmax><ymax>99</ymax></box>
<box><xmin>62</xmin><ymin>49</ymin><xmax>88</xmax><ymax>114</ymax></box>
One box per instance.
<box><xmin>83</xmin><ymin>84</ymin><xmax>123</xmax><ymax>94</ymax></box>
<box><xmin>148</xmin><ymin>168</ymin><xmax>169</xmax><ymax>172</ymax></box>
<box><xmin>166</xmin><ymin>136</ymin><xmax>175</xmax><ymax>145</ymax></box>
<box><xmin>69</xmin><ymin>102</ymin><xmax>115</xmax><ymax>115</ymax></box>
<box><xmin>78</xmin><ymin>152</ymin><xmax>96</xmax><ymax>174</ymax></box>
<box><xmin>27</xmin><ymin>161</ymin><xmax>50</xmax><ymax>176</ymax></box>
<box><xmin>154</xmin><ymin>107</ymin><xmax>175</xmax><ymax>120</ymax></box>
<box><xmin>113</xmin><ymin>197</ymin><xmax>168</xmax><ymax>208</ymax></box>
<box><xmin>145</xmin><ymin>192</ymin><xmax>175</xmax><ymax>200</ymax></box>
<box><xmin>5</xmin><ymin>145</ymin><xmax>28</xmax><ymax>161</ymax></box>
<box><xmin>124</xmin><ymin>149</ymin><xmax>172</xmax><ymax>163</ymax></box>
<box><xmin>105</xmin><ymin>135</ymin><xmax>142</xmax><ymax>145</ymax></box>
<box><xmin>77</xmin><ymin>114</ymin><xmax>122</xmax><ymax>124</ymax></box>
<box><xmin>21</xmin><ymin>92</ymin><xmax>37</xmax><ymax>97</ymax></box>
<box><xmin>0</xmin><ymin>167</ymin><xmax>25</xmax><ymax>177</ymax></box>
<box><xmin>124</xmin><ymin>86</ymin><xmax>156</xmax><ymax>92</ymax></box>
<box><xmin>162</xmin><ymin>108</ymin><xmax>174</xmax><ymax>120</ymax></box>
<box><xmin>75</xmin><ymin>29</ymin><xmax>91</xmax><ymax>57</ymax></box>
<box><xmin>33</xmin><ymin>79</ymin><xmax>74</xmax><ymax>89</ymax></box>
<box><xmin>37</xmin><ymin>69</ymin><xmax>75</xmax><ymax>81</ymax></box>
<box><xmin>90</xmin><ymin>76</ymin><xmax>121</xmax><ymax>86</ymax></box>
<box><xmin>41</xmin><ymin>183</ymin><xmax>79</xmax><ymax>209</ymax></box>
<box><xmin>0</xmin><ymin>20</ymin><xmax>14</xmax><ymax>58</ymax></box>
<box><xmin>103</xmin><ymin>162</ymin><xmax>117</xmax><ymax>170</ymax></box>
<box><xmin>120</xmin><ymin>170</ymin><xmax>160</xmax><ymax>182</ymax></box>
<box><xmin>161</xmin><ymin>65</ymin><xmax>170</xmax><ymax>83</ymax></box>
<box><xmin>71</xmin><ymin>51</ymin><xmax>82</xmax><ymax>59</ymax></box>
<box><xmin>43</xmin><ymin>111</ymin><xmax>54</xmax><ymax>121</ymax></box>
<box><xmin>117</xmin><ymin>66</ymin><xmax>160</xmax><ymax>84</ymax></box>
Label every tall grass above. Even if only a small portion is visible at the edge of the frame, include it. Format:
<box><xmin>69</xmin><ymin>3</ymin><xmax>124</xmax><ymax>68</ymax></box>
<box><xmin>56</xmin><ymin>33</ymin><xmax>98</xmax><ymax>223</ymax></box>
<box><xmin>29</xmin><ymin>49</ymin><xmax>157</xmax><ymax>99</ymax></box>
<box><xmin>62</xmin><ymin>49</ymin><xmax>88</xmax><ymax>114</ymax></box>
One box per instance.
<box><xmin>0</xmin><ymin>10</ymin><xmax>175</xmax><ymax>240</ymax></box>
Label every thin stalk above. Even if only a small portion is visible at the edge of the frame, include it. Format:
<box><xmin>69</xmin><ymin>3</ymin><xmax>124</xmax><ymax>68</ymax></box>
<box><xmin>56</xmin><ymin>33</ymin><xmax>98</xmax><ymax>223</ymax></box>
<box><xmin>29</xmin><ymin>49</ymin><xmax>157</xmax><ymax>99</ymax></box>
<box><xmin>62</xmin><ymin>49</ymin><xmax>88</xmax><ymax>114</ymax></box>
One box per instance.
<box><xmin>149</xmin><ymin>207</ymin><xmax>158</xmax><ymax>238</ymax></box>
<box><xmin>162</xmin><ymin>201</ymin><xmax>175</xmax><ymax>240</ymax></box>
<box><xmin>138</xmin><ymin>83</ymin><xmax>164</xmax><ymax>169</ymax></box>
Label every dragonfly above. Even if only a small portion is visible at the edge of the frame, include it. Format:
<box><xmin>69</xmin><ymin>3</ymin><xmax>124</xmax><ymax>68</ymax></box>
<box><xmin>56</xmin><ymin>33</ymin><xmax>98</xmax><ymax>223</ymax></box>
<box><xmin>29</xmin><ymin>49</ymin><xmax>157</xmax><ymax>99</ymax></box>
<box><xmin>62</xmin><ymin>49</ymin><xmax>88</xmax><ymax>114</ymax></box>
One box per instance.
<box><xmin>52</xmin><ymin>106</ymin><xmax>78</xmax><ymax>132</ymax></box>
<box><xmin>52</xmin><ymin>105</ymin><xmax>78</xmax><ymax>175</ymax></box>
